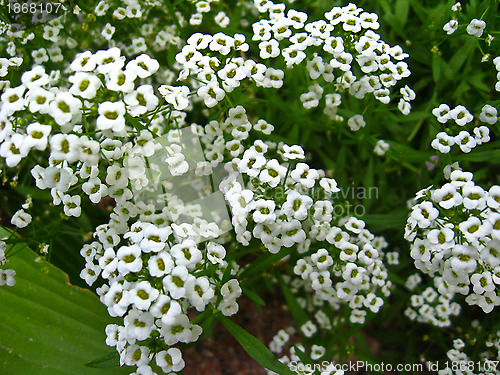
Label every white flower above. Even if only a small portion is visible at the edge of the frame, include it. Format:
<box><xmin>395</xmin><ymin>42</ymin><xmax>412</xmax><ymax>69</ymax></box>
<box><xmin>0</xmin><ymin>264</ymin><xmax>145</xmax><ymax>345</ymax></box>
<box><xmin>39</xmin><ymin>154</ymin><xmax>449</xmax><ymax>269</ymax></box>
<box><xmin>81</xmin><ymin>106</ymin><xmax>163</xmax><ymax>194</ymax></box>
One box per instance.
<box><xmin>373</xmin><ymin>88</ymin><xmax>390</xmax><ymax>103</ymax></box>
<box><xmin>163</xmin><ymin>265</ymin><xmax>195</xmax><ymax>299</ymax></box>
<box><xmin>0</xmin><ymin>269</ymin><xmax>16</xmax><ymax>286</ymax></box>
<box><xmin>206</xmin><ymin>242</ymin><xmax>226</xmax><ymax>264</ymax></box>
<box><xmin>454</xmin><ymin>131</ymin><xmax>476</xmax><ymax>153</ymax></box>
<box><xmin>262</xmin><ymin>67</ymin><xmax>284</xmax><ymax>88</ymax></box>
<box><xmin>129</xmin><ymin>281</ymin><xmax>160</xmax><ymax>311</ymax></box>
<box><xmin>290</xmin><ymin>163</ymin><xmax>319</xmax><ymax>188</ymax></box>
<box><xmin>124</xmin><ymin>310</ymin><xmax>154</xmax><ymax>342</ymax></box>
<box><xmin>432</xmin><ymin>183</ymin><xmax>462</xmax><ymax>209</ymax></box>
<box><xmin>350</xmin><ymin>309</ymin><xmax>366</xmax><ymax>324</ymax></box>
<box><xmin>323</xmin><ymin>36</ymin><xmax>344</xmax><ymax>54</ymax></box>
<box><xmin>451</xmin><ymin>2</ymin><xmax>462</xmax><ymax>11</ymax></box>
<box><xmin>140</xmin><ymin>225</ymin><xmax>172</xmax><ymax>253</ymax></box>
<box><xmin>69</xmin><ymin>72</ymin><xmax>101</xmax><ymax>99</ymax></box>
<box><xmin>432</xmin><ymin>104</ymin><xmax>451</xmax><ymax>123</ymax></box>
<box><xmin>282</xmin><ymin>144</ymin><xmax>305</xmax><ymax>160</ymax></box>
<box><xmin>11</xmin><ymin>209</ymin><xmax>31</xmax><ymax>228</ymax></box>
<box><xmin>171</xmin><ymin>240</ymin><xmax>203</xmax><ymax>270</ymax></box>
<box><xmin>364</xmin><ymin>293</ymin><xmax>384</xmax><ymax>313</ymax></box>
<box><xmin>197</xmin><ymin>82</ymin><xmax>225</xmax><ymax>108</ymax></box>
<box><xmin>471</xmin><ymin>271</ymin><xmax>495</xmax><ymax>294</ymax></box>
<box><xmin>156</xmin><ymin>348</ymin><xmax>185</xmax><ymax>373</ymax></box>
<box><xmin>208</xmin><ymin>32</ymin><xmax>234</xmax><ymax>55</ymax></box>
<box><xmin>448</xmin><ymin>105</ymin><xmax>473</xmax><ymax>126</ymax></box>
<box><xmin>398</xmin><ymin>99</ymin><xmax>411</xmax><ymax>115</ymax></box>
<box><xmin>320</xmin><ymin>178</ymin><xmax>340</xmax><ymax>193</ymax></box>
<box><xmin>49</xmin><ymin>92</ymin><xmax>81</xmax><ymax>126</ymax></box>
<box><xmin>218</xmin><ymin>298</ymin><xmax>239</xmax><ymax>316</ymax></box>
<box><xmin>360</xmin><ymin>12</ymin><xmax>379</xmax><ymax>29</ymax></box>
<box><xmin>281</xmin><ymin>219</ymin><xmax>306</xmax><ymax>247</ymax></box>
<box><xmin>431</xmin><ymin>132</ymin><xmax>455</xmax><ymax>154</ymax></box>
<box><xmin>253</xmin><ymin>199</ymin><xmax>276</xmax><ymax>224</ymax></box>
<box><xmin>238</xmin><ymin>149</ymin><xmax>266</xmax><ymax>177</ymax></box>
<box><xmin>148</xmin><ymin>252</ymin><xmax>174</xmax><ymax>277</ymax></box>
<box><xmin>443</xmin><ymin>20</ymin><xmax>458</xmax><ymax>34</ymax></box>
<box><xmin>124</xmin><ymin>84</ymin><xmax>159</xmax><ymax>116</ymax></box>
<box><xmin>94</xmin><ymin>47</ymin><xmax>125</xmax><ymax>74</ymax></box>
<box><xmin>101</xmin><ymin>23</ymin><xmax>115</xmax><ymax>40</ymax></box>
<box><xmin>117</xmin><ymin>244</ymin><xmax>143</xmax><ymax>275</ymax></box>
<box><xmin>311</xmin><ymin>248</ymin><xmax>333</xmax><ymax>270</ymax></box>
<box><xmin>63</xmin><ymin>195</ymin><xmax>81</xmax><ymax>217</ymax></box>
<box><xmin>126</xmin><ymin>54</ymin><xmax>159</xmax><ymax>78</ymax></box>
<box><xmin>283</xmin><ymin>190</ymin><xmax>313</xmax><ymax>220</ymax></box>
<box><xmin>400</xmin><ymin>85</ymin><xmax>416</xmax><ymax>101</ymax></box>
<box><xmin>70</xmin><ymin>51</ymin><xmax>97</xmax><ymax>72</ymax></box>
<box><xmin>450</xmin><ymin>245</ymin><xmax>478</xmax><ymax>273</ymax></box>
<box><xmin>345</xmin><ymin>217</ymin><xmax>366</xmax><ymax>234</ymax></box>
<box><xmin>106</xmin><ymin>69</ymin><xmax>137</xmax><ymax>93</ymax></box>
<box><xmin>348</xmin><ymin>114</ymin><xmax>366</xmax><ymax>131</ymax></box>
<box><xmin>427</xmin><ymin>225</ymin><xmax>455</xmax><ymax>248</ymax></box>
<box><xmin>80</xmin><ymin>262</ymin><xmax>101</xmax><ymax>286</ymax></box>
<box><xmin>479</xmin><ymin>104</ymin><xmax>497</xmax><ymax>124</ymax></box>
<box><xmin>301</xmin><ymin>321</ymin><xmax>317</xmax><ymax>337</ymax></box>
<box><xmin>0</xmin><ymin>134</ymin><xmax>29</xmax><ymax>167</ymax></box>
<box><xmin>159</xmin><ymin>85</ymin><xmax>190</xmax><ymax>110</ymax></box>
<box><xmin>96</xmin><ymin>101</ymin><xmax>126</xmax><ymax>132</ymax></box>
<box><xmin>253</xmin><ymin>119</ymin><xmax>274</xmax><ymax>134</ymax></box>
<box><xmin>374</xmin><ymin>140</ymin><xmax>390</xmax><ymax>155</ymax></box>
<box><xmin>467</xmin><ymin>19</ymin><xmax>486</xmax><ymax>37</ymax></box>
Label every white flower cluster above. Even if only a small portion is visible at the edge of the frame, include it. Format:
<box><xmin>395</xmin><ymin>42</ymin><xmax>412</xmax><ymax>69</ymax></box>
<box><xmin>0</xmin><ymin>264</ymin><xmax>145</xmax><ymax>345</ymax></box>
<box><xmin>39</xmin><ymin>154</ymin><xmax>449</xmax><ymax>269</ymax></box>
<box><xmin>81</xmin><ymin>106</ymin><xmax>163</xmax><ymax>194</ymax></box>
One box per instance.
<box><xmin>168</xmin><ymin>1</ymin><xmax>412</xmax><ymax>127</ymax></box>
<box><xmin>0</xmin><ymin>240</ymin><xmax>15</xmax><ymax>287</ymax></box>
<box><xmin>0</xmin><ymin>49</ymin><xmax>169</xmax><ymax>221</ymax></box>
<box><xmin>435</xmin><ymin>334</ymin><xmax>500</xmax><ymax>375</ymax></box>
<box><xmin>81</xmin><ymin>212</ymin><xmax>244</xmax><ymax>373</ymax></box>
<box><xmin>442</xmin><ymin>3</ymin><xmax>487</xmax><ymax>38</ymax></box>
<box><xmin>93</xmin><ymin>0</ymin><xmax>184</xmax><ymax>56</ymax></box>
<box><xmin>431</xmin><ymin>103</ymin><xmax>496</xmax><ymax>153</ymax></box>
<box><xmin>290</xmin><ymin>216</ymin><xmax>391</xmax><ymax>324</ymax></box>
<box><xmin>187</xmin><ymin>0</ymin><xmax>230</xmax><ymax>28</ymax></box>
<box><xmin>493</xmin><ymin>56</ymin><xmax>500</xmax><ymax>92</ymax></box>
<box><xmin>405</xmin><ymin>169</ymin><xmax>500</xmax><ymax>313</ymax></box>
<box><xmin>267</xmin><ymin>325</ymin><xmax>345</xmax><ymax>375</ymax></box>
<box><xmin>405</xmin><ymin>282</ymin><xmax>461</xmax><ymax>328</ymax></box>
<box><xmin>254</xmin><ymin>1</ymin><xmax>412</xmax><ymax>115</ymax></box>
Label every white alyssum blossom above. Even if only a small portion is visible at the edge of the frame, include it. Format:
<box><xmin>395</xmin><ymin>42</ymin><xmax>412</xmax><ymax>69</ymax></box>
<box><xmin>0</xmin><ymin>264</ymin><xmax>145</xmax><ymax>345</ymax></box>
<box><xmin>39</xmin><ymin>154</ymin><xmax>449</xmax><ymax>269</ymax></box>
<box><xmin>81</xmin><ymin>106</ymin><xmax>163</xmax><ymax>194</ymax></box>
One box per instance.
<box><xmin>443</xmin><ymin>20</ymin><xmax>458</xmax><ymax>34</ymax></box>
<box><xmin>467</xmin><ymin>19</ymin><xmax>486</xmax><ymax>37</ymax></box>
<box><xmin>347</xmin><ymin>114</ymin><xmax>366</xmax><ymax>131</ymax></box>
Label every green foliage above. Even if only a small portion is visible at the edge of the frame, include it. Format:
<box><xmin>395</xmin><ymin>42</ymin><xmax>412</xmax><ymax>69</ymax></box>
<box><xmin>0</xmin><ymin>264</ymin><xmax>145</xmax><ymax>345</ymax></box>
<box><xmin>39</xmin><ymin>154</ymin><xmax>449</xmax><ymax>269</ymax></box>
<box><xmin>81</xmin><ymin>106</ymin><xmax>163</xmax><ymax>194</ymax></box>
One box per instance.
<box><xmin>0</xmin><ymin>227</ymin><xmax>128</xmax><ymax>375</ymax></box>
<box><xmin>219</xmin><ymin>316</ymin><xmax>295</xmax><ymax>375</ymax></box>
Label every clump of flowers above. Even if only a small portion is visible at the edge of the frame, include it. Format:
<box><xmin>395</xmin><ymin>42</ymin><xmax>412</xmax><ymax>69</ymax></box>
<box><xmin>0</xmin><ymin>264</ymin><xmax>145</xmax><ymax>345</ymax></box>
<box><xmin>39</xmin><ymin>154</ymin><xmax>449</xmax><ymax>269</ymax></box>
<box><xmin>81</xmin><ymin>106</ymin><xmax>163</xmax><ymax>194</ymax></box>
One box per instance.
<box><xmin>405</xmin><ymin>168</ymin><xmax>500</xmax><ymax>313</ymax></box>
<box><xmin>431</xmin><ymin>103</ymin><xmax>496</xmax><ymax>154</ymax></box>
<box><xmin>0</xmin><ymin>240</ymin><xmax>15</xmax><ymax>286</ymax></box>
<box><xmin>0</xmin><ymin>0</ymin><xmax>421</xmax><ymax>373</ymax></box>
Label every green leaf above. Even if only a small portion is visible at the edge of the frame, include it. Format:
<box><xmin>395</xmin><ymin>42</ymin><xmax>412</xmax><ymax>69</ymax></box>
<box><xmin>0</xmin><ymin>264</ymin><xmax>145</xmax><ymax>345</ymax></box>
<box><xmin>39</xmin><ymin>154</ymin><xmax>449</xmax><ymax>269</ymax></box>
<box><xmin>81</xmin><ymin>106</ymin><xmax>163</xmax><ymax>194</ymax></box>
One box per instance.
<box><xmin>219</xmin><ymin>316</ymin><xmax>295</xmax><ymax>375</ymax></box>
<box><xmin>0</xmin><ymin>227</ymin><xmax>129</xmax><ymax>375</ymax></box>
<box><xmin>85</xmin><ymin>351</ymin><xmax>120</xmax><ymax>368</ymax></box>
<box><xmin>363</xmin><ymin>210</ymin><xmax>408</xmax><ymax>231</ymax></box>
<box><xmin>242</xmin><ymin>287</ymin><xmax>266</xmax><ymax>307</ymax></box>
<box><xmin>455</xmin><ymin>149</ymin><xmax>500</xmax><ymax>162</ymax></box>
<box><xmin>278</xmin><ymin>274</ymin><xmax>309</xmax><ymax>327</ymax></box>
<box><xmin>289</xmin><ymin>123</ymin><xmax>300</xmax><ymax>145</ymax></box>
<box><xmin>395</xmin><ymin>0</ymin><xmax>410</xmax><ymax>29</ymax></box>
<box><xmin>387</xmin><ymin>142</ymin><xmax>434</xmax><ymax>162</ymax></box>
<box><xmin>448</xmin><ymin>38</ymin><xmax>476</xmax><ymax>76</ymax></box>
<box><xmin>409</xmin><ymin>0</ymin><xmax>427</xmax><ymax>22</ymax></box>
<box><xmin>431</xmin><ymin>53</ymin><xmax>441</xmax><ymax>83</ymax></box>
<box><xmin>239</xmin><ymin>248</ymin><xmax>292</xmax><ymax>279</ymax></box>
